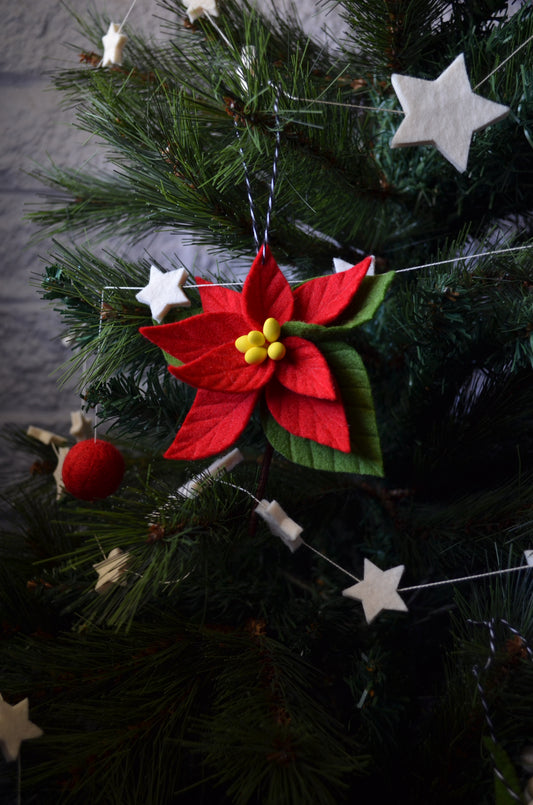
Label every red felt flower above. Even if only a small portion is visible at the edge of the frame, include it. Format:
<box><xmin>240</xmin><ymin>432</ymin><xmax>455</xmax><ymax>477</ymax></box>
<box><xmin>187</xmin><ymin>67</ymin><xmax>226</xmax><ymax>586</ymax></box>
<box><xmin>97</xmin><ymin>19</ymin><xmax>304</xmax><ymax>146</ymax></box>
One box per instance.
<box><xmin>140</xmin><ymin>246</ymin><xmax>371</xmax><ymax>460</ymax></box>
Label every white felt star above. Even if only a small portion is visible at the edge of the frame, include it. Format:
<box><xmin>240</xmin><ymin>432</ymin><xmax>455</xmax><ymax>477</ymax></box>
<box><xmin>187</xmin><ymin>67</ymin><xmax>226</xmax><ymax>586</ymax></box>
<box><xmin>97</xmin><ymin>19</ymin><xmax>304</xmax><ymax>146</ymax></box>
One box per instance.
<box><xmin>333</xmin><ymin>256</ymin><xmax>375</xmax><ymax>276</ymax></box>
<box><xmin>69</xmin><ymin>411</ymin><xmax>93</xmax><ymax>442</ymax></box>
<box><xmin>390</xmin><ymin>53</ymin><xmax>509</xmax><ymax>173</ymax></box>
<box><xmin>0</xmin><ymin>696</ymin><xmax>43</xmax><ymax>762</ymax></box>
<box><xmin>343</xmin><ymin>559</ymin><xmax>407</xmax><ymax>624</ymax></box>
<box><xmin>185</xmin><ymin>0</ymin><xmax>219</xmax><ymax>23</ymax></box>
<box><xmin>93</xmin><ymin>548</ymin><xmax>131</xmax><ymax>594</ymax></box>
<box><xmin>101</xmin><ymin>22</ymin><xmax>128</xmax><ymax>67</ymax></box>
<box><xmin>136</xmin><ymin>266</ymin><xmax>191</xmax><ymax>323</ymax></box>
<box><xmin>255</xmin><ymin>499</ymin><xmax>303</xmax><ymax>553</ymax></box>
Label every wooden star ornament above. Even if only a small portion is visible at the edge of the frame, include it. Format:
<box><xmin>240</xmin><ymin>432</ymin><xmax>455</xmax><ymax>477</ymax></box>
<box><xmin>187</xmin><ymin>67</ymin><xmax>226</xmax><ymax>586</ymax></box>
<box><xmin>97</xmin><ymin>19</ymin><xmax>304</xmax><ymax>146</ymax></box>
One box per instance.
<box><xmin>93</xmin><ymin>548</ymin><xmax>131</xmax><ymax>594</ymax></box>
<box><xmin>53</xmin><ymin>446</ymin><xmax>70</xmax><ymax>500</ymax></box>
<box><xmin>0</xmin><ymin>696</ymin><xmax>43</xmax><ymax>762</ymax></box>
<box><xmin>69</xmin><ymin>411</ymin><xmax>93</xmax><ymax>442</ymax></box>
<box><xmin>343</xmin><ymin>559</ymin><xmax>408</xmax><ymax>624</ymax></box>
<box><xmin>390</xmin><ymin>53</ymin><xmax>509</xmax><ymax>172</ymax></box>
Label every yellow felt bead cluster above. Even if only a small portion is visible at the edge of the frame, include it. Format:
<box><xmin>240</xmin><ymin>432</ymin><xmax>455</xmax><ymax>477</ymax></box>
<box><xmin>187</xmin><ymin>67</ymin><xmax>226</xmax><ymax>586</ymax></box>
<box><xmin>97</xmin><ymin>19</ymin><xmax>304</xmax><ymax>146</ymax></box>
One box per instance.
<box><xmin>234</xmin><ymin>317</ymin><xmax>286</xmax><ymax>364</ymax></box>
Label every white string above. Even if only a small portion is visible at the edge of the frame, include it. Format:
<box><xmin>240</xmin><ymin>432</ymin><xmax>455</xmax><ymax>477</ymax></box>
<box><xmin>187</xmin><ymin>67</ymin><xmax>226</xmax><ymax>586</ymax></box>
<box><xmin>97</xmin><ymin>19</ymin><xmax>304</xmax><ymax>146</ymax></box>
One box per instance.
<box><xmin>217</xmin><ymin>479</ymin><xmax>262</xmax><ymax>505</ymax></box>
<box><xmin>288</xmin><ymin>94</ymin><xmax>403</xmax><ymax>115</ymax></box>
<box><xmin>196</xmin><ymin>479</ymin><xmax>533</xmax><ymax>593</ymax></box>
<box><xmin>118</xmin><ymin>0</ymin><xmax>138</xmax><ymax>32</ymax></box>
<box><xmin>216</xmin><ymin>481</ymin><xmax>360</xmax><ymax>579</ymax></box>
<box><xmin>204</xmin><ymin>11</ymin><xmax>233</xmax><ymax>50</ymax></box>
<box><xmin>473</xmin><ymin>30</ymin><xmax>533</xmax><ymax>90</ymax></box>
<box><xmin>96</xmin><ymin>0</ymin><xmax>137</xmax><ymax>68</ymax></box>
<box><xmin>286</xmin><ymin>29</ymin><xmax>533</xmax><ymax>115</ymax></box>
<box><xmin>395</xmin><ymin>244</ymin><xmax>533</xmax><ymax>274</ymax></box>
<box><xmin>399</xmin><ymin>563</ymin><xmax>531</xmax><ymax>593</ymax></box>
<box><xmin>301</xmin><ymin>539</ymin><xmax>360</xmax><ymax>582</ymax></box>
<box><xmin>102</xmin><ymin>242</ymin><xmax>533</xmax><ymax>300</ymax></box>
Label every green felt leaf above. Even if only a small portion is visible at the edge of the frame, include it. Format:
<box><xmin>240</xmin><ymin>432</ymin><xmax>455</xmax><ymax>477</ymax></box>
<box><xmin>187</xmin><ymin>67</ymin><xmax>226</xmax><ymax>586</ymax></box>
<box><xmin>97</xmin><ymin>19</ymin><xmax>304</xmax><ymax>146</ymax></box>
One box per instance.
<box><xmin>262</xmin><ymin>341</ymin><xmax>384</xmax><ymax>476</ymax></box>
<box><xmin>483</xmin><ymin>738</ymin><xmax>522</xmax><ymax>805</ymax></box>
<box><xmin>282</xmin><ymin>272</ymin><xmax>395</xmax><ymax>342</ymax></box>
<box><xmin>163</xmin><ymin>350</ymin><xmax>182</xmax><ymax>368</ymax></box>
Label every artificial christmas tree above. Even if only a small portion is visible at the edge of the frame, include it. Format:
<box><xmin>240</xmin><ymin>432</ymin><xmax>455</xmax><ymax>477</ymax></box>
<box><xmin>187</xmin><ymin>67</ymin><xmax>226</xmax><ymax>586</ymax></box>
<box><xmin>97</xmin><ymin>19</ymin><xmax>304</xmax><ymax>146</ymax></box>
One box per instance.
<box><xmin>1</xmin><ymin>0</ymin><xmax>533</xmax><ymax>802</ymax></box>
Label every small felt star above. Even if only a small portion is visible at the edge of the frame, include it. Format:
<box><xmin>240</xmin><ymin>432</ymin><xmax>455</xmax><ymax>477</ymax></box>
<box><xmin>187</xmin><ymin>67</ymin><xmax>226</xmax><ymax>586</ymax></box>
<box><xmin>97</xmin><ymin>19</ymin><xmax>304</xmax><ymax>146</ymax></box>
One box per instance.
<box><xmin>136</xmin><ymin>266</ymin><xmax>191</xmax><ymax>323</ymax></box>
<box><xmin>255</xmin><ymin>499</ymin><xmax>303</xmax><ymax>553</ymax></box>
<box><xmin>0</xmin><ymin>696</ymin><xmax>43</xmax><ymax>762</ymax></box>
<box><xmin>185</xmin><ymin>0</ymin><xmax>219</xmax><ymax>22</ymax></box>
<box><xmin>333</xmin><ymin>256</ymin><xmax>374</xmax><ymax>276</ymax></box>
<box><xmin>69</xmin><ymin>411</ymin><xmax>93</xmax><ymax>442</ymax></box>
<box><xmin>390</xmin><ymin>53</ymin><xmax>509</xmax><ymax>173</ymax></box>
<box><xmin>93</xmin><ymin>548</ymin><xmax>130</xmax><ymax>594</ymax></box>
<box><xmin>343</xmin><ymin>558</ymin><xmax>407</xmax><ymax>624</ymax></box>
<box><xmin>101</xmin><ymin>22</ymin><xmax>128</xmax><ymax>67</ymax></box>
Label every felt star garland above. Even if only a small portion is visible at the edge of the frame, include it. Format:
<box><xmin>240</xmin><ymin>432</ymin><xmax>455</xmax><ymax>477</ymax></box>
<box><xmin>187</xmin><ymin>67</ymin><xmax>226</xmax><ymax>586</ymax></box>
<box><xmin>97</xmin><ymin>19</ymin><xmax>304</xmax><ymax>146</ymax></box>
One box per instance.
<box><xmin>141</xmin><ymin>246</ymin><xmax>394</xmax><ymax>474</ymax></box>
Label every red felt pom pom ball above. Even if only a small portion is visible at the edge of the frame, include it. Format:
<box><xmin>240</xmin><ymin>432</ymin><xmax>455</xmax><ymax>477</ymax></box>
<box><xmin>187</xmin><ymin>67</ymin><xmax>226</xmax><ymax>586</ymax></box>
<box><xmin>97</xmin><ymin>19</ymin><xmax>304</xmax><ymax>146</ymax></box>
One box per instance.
<box><xmin>62</xmin><ymin>439</ymin><xmax>125</xmax><ymax>501</ymax></box>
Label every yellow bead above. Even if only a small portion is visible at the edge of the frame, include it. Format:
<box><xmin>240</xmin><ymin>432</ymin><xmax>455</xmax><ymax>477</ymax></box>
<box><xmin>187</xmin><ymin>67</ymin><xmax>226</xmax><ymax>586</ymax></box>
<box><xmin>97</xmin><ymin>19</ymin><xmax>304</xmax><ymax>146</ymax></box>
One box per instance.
<box><xmin>263</xmin><ymin>317</ymin><xmax>281</xmax><ymax>343</ymax></box>
<box><xmin>247</xmin><ymin>330</ymin><xmax>265</xmax><ymax>347</ymax></box>
<box><xmin>245</xmin><ymin>346</ymin><xmax>268</xmax><ymax>365</ymax></box>
<box><xmin>267</xmin><ymin>341</ymin><xmax>286</xmax><ymax>361</ymax></box>
<box><xmin>235</xmin><ymin>335</ymin><xmax>251</xmax><ymax>353</ymax></box>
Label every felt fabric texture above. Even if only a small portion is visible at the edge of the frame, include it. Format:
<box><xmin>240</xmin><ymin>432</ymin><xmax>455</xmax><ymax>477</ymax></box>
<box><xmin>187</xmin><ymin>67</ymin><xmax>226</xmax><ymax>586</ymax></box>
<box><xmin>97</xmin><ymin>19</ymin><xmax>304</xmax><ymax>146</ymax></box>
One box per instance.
<box><xmin>62</xmin><ymin>439</ymin><xmax>125</xmax><ymax>501</ymax></box>
<box><xmin>101</xmin><ymin>23</ymin><xmax>127</xmax><ymax>67</ymax></box>
<box><xmin>136</xmin><ymin>266</ymin><xmax>190</xmax><ymax>323</ymax></box>
<box><xmin>390</xmin><ymin>53</ymin><xmax>510</xmax><ymax>173</ymax></box>
<box><xmin>141</xmin><ymin>246</ymin><xmax>373</xmax><ymax>461</ymax></box>
<box><xmin>164</xmin><ymin>389</ymin><xmax>260</xmax><ymax>460</ymax></box>
<box><xmin>255</xmin><ymin>499</ymin><xmax>303</xmax><ymax>553</ymax></box>
<box><xmin>265</xmin><ymin>378</ymin><xmax>351</xmax><ymax>453</ymax></box>
<box><xmin>292</xmin><ymin>256</ymin><xmax>371</xmax><ymax>325</ymax></box>
<box><xmin>0</xmin><ymin>696</ymin><xmax>43</xmax><ymax>763</ymax></box>
<box><xmin>342</xmin><ymin>559</ymin><xmax>408</xmax><ymax>624</ymax></box>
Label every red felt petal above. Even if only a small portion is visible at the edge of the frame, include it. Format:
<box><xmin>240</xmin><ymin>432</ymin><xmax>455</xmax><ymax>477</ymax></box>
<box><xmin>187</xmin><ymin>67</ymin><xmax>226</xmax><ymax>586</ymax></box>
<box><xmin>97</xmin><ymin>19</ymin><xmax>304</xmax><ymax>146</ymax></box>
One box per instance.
<box><xmin>242</xmin><ymin>245</ymin><xmax>294</xmax><ymax>328</ymax></box>
<box><xmin>265</xmin><ymin>378</ymin><xmax>351</xmax><ymax>452</ymax></box>
<box><xmin>292</xmin><ymin>256</ymin><xmax>372</xmax><ymax>325</ymax></box>
<box><xmin>164</xmin><ymin>388</ymin><xmax>259</xmax><ymax>460</ymax></box>
<box><xmin>195</xmin><ymin>278</ymin><xmax>243</xmax><ymax>315</ymax></box>
<box><xmin>275</xmin><ymin>337</ymin><xmax>337</xmax><ymax>400</ymax></box>
<box><xmin>140</xmin><ymin>311</ymin><xmax>247</xmax><ymax>363</ymax></box>
<box><xmin>170</xmin><ymin>341</ymin><xmax>275</xmax><ymax>392</ymax></box>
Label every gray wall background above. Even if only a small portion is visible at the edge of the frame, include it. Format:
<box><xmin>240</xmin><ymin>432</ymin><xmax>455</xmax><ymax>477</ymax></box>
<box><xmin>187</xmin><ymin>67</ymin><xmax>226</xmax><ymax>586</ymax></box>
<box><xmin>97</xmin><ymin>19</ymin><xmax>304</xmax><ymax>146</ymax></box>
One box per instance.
<box><xmin>0</xmin><ymin>0</ymin><xmax>340</xmax><ymax>480</ymax></box>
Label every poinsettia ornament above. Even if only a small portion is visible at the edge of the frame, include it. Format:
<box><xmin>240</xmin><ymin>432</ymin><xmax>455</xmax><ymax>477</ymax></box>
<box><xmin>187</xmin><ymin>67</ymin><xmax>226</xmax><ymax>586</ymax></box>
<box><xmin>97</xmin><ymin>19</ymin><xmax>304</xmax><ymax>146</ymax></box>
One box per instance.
<box><xmin>141</xmin><ymin>247</ymin><xmax>393</xmax><ymax>475</ymax></box>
